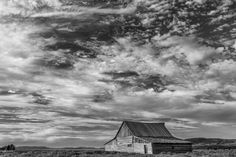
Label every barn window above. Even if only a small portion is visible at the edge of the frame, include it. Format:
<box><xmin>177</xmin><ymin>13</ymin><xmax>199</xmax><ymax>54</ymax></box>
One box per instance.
<box><xmin>127</xmin><ymin>144</ymin><xmax>132</xmax><ymax>147</ymax></box>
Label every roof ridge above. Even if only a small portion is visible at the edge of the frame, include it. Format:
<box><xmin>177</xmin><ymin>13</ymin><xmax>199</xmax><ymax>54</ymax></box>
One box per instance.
<box><xmin>136</xmin><ymin>136</ymin><xmax>175</xmax><ymax>138</ymax></box>
<box><xmin>124</xmin><ymin>121</ymin><xmax>165</xmax><ymax>124</ymax></box>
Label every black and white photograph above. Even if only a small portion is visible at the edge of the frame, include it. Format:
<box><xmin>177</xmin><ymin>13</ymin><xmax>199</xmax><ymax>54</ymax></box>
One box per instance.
<box><xmin>0</xmin><ymin>0</ymin><xmax>236</xmax><ymax>156</ymax></box>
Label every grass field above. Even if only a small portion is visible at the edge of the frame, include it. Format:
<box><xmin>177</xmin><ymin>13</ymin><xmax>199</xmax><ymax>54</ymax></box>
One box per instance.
<box><xmin>0</xmin><ymin>149</ymin><xmax>236</xmax><ymax>157</ymax></box>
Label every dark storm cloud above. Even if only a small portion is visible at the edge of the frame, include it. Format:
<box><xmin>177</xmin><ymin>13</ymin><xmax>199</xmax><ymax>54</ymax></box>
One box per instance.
<box><xmin>45</xmin><ymin>42</ymin><xmax>84</xmax><ymax>53</ymax></box>
<box><xmin>31</xmin><ymin>92</ymin><xmax>52</xmax><ymax>105</ymax></box>
<box><xmin>136</xmin><ymin>75</ymin><xmax>168</xmax><ymax>92</ymax></box>
<box><xmin>45</xmin><ymin>42</ymin><xmax>98</xmax><ymax>58</ymax></box>
<box><xmin>103</xmin><ymin>71</ymin><xmax>139</xmax><ymax>79</ymax></box>
<box><xmin>44</xmin><ymin>42</ymin><xmax>98</xmax><ymax>60</ymax></box>
<box><xmin>34</xmin><ymin>15</ymin><xmax>119</xmax><ymax>42</ymax></box>
<box><xmin>36</xmin><ymin>55</ymin><xmax>75</xmax><ymax>69</ymax></box>
<box><xmin>93</xmin><ymin>92</ymin><xmax>113</xmax><ymax>103</ymax></box>
<box><xmin>31</xmin><ymin>14</ymin><xmax>120</xmax><ymax>70</ymax></box>
<box><xmin>101</xmin><ymin>72</ymin><xmax>168</xmax><ymax>92</ymax></box>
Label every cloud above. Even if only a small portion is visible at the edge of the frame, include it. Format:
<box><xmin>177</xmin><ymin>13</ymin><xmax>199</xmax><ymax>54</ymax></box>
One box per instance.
<box><xmin>193</xmin><ymin>0</ymin><xmax>206</xmax><ymax>4</ymax></box>
<box><xmin>0</xmin><ymin>0</ymin><xmax>62</xmax><ymax>16</ymax></box>
<box><xmin>233</xmin><ymin>41</ymin><xmax>236</xmax><ymax>49</ymax></box>
<box><xmin>206</xmin><ymin>59</ymin><xmax>236</xmax><ymax>82</ymax></box>
<box><xmin>153</xmin><ymin>36</ymin><xmax>218</xmax><ymax>65</ymax></box>
<box><xmin>165</xmin><ymin>102</ymin><xmax>236</xmax><ymax>123</ymax></box>
<box><xmin>30</xmin><ymin>3</ymin><xmax>136</xmax><ymax>18</ymax></box>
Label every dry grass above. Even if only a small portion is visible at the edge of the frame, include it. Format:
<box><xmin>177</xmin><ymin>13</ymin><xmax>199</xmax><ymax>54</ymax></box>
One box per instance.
<box><xmin>0</xmin><ymin>149</ymin><xmax>236</xmax><ymax>157</ymax></box>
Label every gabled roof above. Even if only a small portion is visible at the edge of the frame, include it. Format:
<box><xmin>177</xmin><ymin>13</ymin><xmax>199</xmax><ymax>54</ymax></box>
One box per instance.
<box><xmin>124</xmin><ymin>121</ymin><xmax>173</xmax><ymax>137</ymax></box>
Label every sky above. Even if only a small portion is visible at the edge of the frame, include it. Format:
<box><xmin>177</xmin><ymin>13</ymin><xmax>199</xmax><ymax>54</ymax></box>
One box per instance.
<box><xmin>0</xmin><ymin>0</ymin><xmax>236</xmax><ymax>147</ymax></box>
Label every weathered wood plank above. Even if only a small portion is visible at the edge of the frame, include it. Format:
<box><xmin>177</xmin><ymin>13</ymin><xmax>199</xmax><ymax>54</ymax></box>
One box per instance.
<box><xmin>117</xmin><ymin>123</ymin><xmax>133</xmax><ymax>137</ymax></box>
<box><xmin>117</xmin><ymin>136</ymin><xmax>133</xmax><ymax>145</ymax></box>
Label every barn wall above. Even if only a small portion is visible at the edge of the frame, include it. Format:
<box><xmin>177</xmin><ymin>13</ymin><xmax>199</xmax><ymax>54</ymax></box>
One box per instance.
<box><xmin>105</xmin><ymin>142</ymin><xmax>153</xmax><ymax>154</ymax></box>
<box><xmin>152</xmin><ymin>143</ymin><xmax>192</xmax><ymax>154</ymax></box>
<box><xmin>105</xmin><ymin>139</ymin><xmax>116</xmax><ymax>152</ymax></box>
<box><xmin>105</xmin><ymin>139</ymin><xmax>192</xmax><ymax>154</ymax></box>
<box><xmin>105</xmin><ymin>136</ymin><xmax>134</xmax><ymax>152</ymax></box>
<box><xmin>117</xmin><ymin>136</ymin><xmax>133</xmax><ymax>145</ymax></box>
<box><xmin>133</xmin><ymin>143</ymin><xmax>152</xmax><ymax>154</ymax></box>
<box><xmin>133</xmin><ymin>136</ymin><xmax>152</xmax><ymax>154</ymax></box>
<box><xmin>105</xmin><ymin>122</ymin><xmax>135</xmax><ymax>153</ymax></box>
<box><xmin>111</xmin><ymin>144</ymin><xmax>134</xmax><ymax>153</ymax></box>
<box><xmin>117</xmin><ymin>123</ymin><xmax>133</xmax><ymax>137</ymax></box>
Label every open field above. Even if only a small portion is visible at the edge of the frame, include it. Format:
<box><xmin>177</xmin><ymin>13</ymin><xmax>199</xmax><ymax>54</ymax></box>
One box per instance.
<box><xmin>0</xmin><ymin>149</ymin><xmax>236</xmax><ymax>157</ymax></box>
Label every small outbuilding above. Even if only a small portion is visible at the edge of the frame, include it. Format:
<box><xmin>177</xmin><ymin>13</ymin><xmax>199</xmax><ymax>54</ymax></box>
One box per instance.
<box><xmin>105</xmin><ymin>121</ymin><xmax>192</xmax><ymax>154</ymax></box>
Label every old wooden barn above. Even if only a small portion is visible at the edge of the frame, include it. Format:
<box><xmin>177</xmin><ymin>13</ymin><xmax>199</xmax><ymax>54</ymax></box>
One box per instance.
<box><xmin>105</xmin><ymin>121</ymin><xmax>192</xmax><ymax>154</ymax></box>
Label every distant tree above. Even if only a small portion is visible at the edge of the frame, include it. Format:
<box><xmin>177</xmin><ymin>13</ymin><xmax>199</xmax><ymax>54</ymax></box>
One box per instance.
<box><xmin>0</xmin><ymin>144</ymin><xmax>15</xmax><ymax>151</ymax></box>
<box><xmin>9</xmin><ymin>144</ymin><xmax>16</xmax><ymax>151</ymax></box>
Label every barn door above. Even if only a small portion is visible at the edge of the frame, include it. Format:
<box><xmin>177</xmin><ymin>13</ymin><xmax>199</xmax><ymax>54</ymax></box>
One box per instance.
<box><xmin>144</xmin><ymin>145</ymin><xmax>148</xmax><ymax>154</ymax></box>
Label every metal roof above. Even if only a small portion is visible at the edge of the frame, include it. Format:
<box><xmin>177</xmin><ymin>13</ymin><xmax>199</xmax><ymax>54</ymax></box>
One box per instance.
<box><xmin>124</xmin><ymin>121</ymin><xmax>173</xmax><ymax>137</ymax></box>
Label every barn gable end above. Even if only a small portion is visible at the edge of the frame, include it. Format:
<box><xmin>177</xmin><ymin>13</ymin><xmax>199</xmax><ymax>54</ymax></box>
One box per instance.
<box><xmin>117</xmin><ymin>122</ymin><xmax>133</xmax><ymax>137</ymax></box>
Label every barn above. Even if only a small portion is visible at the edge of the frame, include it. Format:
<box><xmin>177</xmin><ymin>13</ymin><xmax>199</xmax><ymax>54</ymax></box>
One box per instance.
<box><xmin>105</xmin><ymin>121</ymin><xmax>192</xmax><ymax>154</ymax></box>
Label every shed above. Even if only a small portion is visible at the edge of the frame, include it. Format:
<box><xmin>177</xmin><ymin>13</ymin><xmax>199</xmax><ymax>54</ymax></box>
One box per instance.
<box><xmin>105</xmin><ymin>121</ymin><xmax>192</xmax><ymax>154</ymax></box>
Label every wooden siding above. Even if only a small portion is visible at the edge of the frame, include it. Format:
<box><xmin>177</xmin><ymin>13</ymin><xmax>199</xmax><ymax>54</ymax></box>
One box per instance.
<box><xmin>134</xmin><ymin>136</ymin><xmax>149</xmax><ymax>143</ymax></box>
<box><xmin>105</xmin><ymin>139</ymin><xmax>115</xmax><ymax>146</ymax></box>
<box><xmin>105</xmin><ymin>136</ymin><xmax>134</xmax><ymax>152</ymax></box>
<box><xmin>105</xmin><ymin>122</ymin><xmax>135</xmax><ymax>152</ymax></box>
<box><xmin>152</xmin><ymin>143</ymin><xmax>192</xmax><ymax>154</ymax></box>
<box><xmin>105</xmin><ymin>144</ymin><xmax>134</xmax><ymax>153</ymax></box>
<box><xmin>117</xmin><ymin>123</ymin><xmax>133</xmax><ymax>137</ymax></box>
<box><xmin>105</xmin><ymin>141</ymin><xmax>153</xmax><ymax>154</ymax></box>
<box><xmin>133</xmin><ymin>143</ymin><xmax>152</xmax><ymax>154</ymax></box>
<box><xmin>117</xmin><ymin>136</ymin><xmax>133</xmax><ymax>145</ymax></box>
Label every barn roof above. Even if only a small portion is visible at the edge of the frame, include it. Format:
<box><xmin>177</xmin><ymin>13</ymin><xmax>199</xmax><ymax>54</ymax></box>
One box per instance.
<box><xmin>124</xmin><ymin>121</ymin><xmax>173</xmax><ymax>137</ymax></box>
